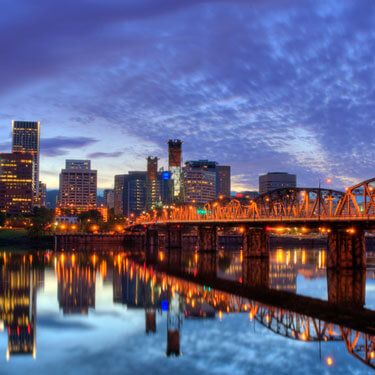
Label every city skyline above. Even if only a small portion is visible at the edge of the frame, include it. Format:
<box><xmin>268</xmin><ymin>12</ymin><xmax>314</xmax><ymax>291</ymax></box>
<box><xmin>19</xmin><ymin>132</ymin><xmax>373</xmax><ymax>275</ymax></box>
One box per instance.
<box><xmin>1</xmin><ymin>0</ymin><xmax>374</xmax><ymax>191</ymax></box>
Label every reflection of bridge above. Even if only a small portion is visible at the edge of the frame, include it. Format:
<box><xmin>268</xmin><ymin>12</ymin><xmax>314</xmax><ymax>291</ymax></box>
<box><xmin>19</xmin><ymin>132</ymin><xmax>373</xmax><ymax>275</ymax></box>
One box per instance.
<box><xmin>133</xmin><ymin>178</ymin><xmax>375</xmax><ymax>269</ymax></box>
<box><xmin>124</xmin><ymin>255</ymin><xmax>375</xmax><ymax>369</ymax></box>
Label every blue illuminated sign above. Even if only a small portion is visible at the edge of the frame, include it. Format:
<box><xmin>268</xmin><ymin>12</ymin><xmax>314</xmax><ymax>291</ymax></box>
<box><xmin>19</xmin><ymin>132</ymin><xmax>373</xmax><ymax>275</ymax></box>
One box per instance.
<box><xmin>162</xmin><ymin>171</ymin><xmax>172</xmax><ymax>180</ymax></box>
<box><xmin>161</xmin><ymin>300</ymin><xmax>169</xmax><ymax>311</ymax></box>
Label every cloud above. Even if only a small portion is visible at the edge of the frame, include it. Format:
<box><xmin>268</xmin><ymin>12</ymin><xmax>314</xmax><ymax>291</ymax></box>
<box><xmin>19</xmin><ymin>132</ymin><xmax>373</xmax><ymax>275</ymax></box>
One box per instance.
<box><xmin>1</xmin><ymin>0</ymin><xmax>374</xmax><ymax>190</ymax></box>
<box><xmin>41</xmin><ymin>136</ymin><xmax>98</xmax><ymax>157</ymax></box>
<box><xmin>87</xmin><ymin>151</ymin><xmax>124</xmax><ymax>159</ymax></box>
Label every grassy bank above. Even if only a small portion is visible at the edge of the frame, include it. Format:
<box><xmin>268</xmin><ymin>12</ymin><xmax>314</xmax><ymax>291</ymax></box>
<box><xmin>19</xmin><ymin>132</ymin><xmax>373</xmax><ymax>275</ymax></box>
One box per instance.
<box><xmin>0</xmin><ymin>228</ymin><xmax>54</xmax><ymax>250</ymax></box>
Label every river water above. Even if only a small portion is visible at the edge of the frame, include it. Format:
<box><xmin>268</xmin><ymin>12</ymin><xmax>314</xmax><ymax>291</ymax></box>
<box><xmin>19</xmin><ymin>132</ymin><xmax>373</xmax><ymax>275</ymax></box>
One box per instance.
<box><xmin>0</xmin><ymin>244</ymin><xmax>374</xmax><ymax>374</ymax></box>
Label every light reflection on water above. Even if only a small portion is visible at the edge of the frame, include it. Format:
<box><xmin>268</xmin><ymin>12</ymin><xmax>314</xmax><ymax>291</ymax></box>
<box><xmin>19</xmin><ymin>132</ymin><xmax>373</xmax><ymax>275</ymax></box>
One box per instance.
<box><xmin>0</xmin><ymin>246</ymin><xmax>374</xmax><ymax>375</ymax></box>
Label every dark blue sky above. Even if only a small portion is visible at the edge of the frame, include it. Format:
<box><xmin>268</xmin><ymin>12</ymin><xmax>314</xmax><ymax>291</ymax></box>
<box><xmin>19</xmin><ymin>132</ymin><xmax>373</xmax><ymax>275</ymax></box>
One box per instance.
<box><xmin>0</xmin><ymin>0</ymin><xmax>374</xmax><ymax>190</ymax></box>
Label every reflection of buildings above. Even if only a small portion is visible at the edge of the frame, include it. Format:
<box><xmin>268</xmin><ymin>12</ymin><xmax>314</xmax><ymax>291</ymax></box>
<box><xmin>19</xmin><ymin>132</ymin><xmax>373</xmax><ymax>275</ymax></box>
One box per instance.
<box><xmin>0</xmin><ymin>255</ymin><xmax>44</xmax><ymax>359</ymax></box>
<box><xmin>57</xmin><ymin>256</ymin><xmax>96</xmax><ymax>314</ymax></box>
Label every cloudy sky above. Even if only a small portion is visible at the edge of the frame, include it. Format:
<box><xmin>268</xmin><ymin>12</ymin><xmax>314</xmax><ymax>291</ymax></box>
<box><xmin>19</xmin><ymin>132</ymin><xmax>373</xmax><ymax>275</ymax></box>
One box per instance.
<box><xmin>0</xmin><ymin>0</ymin><xmax>374</xmax><ymax>190</ymax></box>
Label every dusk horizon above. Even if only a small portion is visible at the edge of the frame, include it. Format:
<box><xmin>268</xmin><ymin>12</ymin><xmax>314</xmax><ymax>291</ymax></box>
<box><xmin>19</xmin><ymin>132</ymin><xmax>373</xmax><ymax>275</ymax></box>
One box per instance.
<box><xmin>1</xmin><ymin>0</ymin><xmax>374</xmax><ymax>191</ymax></box>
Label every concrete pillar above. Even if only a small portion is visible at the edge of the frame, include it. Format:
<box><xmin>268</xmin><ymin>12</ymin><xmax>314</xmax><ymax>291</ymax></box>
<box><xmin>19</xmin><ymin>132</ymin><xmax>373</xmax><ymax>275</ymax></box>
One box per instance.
<box><xmin>166</xmin><ymin>293</ymin><xmax>181</xmax><ymax>357</ymax></box>
<box><xmin>197</xmin><ymin>226</ymin><xmax>217</xmax><ymax>252</ymax></box>
<box><xmin>327</xmin><ymin>269</ymin><xmax>366</xmax><ymax>307</ymax></box>
<box><xmin>197</xmin><ymin>252</ymin><xmax>217</xmax><ymax>278</ymax></box>
<box><xmin>145</xmin><ymin>309</ymin><xmax>156</xmax><ymax>334</ymax></box>
<box><xmin>167</xmin><ymin>226</ymin><xmax>183</xmax><ymax>249</ymax></box>
<box><xmin>145</xmin><ymin>228</ymin><xmax>159</xmax><ymax>262</ymax></box>
<box><xmin>243</xmin><ymin>227</ymin><xmax>269</xmax><ymax>258</ymax></box>
<box><xmin>327</xmin><ymin>229</ymin><xmax>366</xmax><ymax>269</ymax></box>
<box><xmin>242</xmin><ymin>257</ymin><xmax>270</xmax><ymax>288</ymax></box>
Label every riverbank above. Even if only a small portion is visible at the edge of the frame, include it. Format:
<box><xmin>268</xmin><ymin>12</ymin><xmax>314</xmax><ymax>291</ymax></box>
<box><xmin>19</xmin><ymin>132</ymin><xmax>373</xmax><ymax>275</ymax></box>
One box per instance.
<box><xmin>0</xmin><ymin>229</ymin><xmax>54</xmax><ymax>250</ymax></box>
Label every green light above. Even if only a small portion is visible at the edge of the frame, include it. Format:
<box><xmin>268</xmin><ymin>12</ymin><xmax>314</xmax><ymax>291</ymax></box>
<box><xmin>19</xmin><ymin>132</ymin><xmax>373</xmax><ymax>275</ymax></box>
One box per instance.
<box><xmin>197</xmin><ymin>208</ymin><xmax>207</xmax><ymax>215</ymax></box>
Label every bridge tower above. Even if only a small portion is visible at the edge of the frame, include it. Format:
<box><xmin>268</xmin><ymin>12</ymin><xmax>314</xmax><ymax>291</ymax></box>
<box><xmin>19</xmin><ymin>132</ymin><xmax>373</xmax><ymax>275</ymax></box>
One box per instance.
<box><xmin>327</xmin><ymin>229</ymin><xmax>366</xmax><ymax>269</ymax></box>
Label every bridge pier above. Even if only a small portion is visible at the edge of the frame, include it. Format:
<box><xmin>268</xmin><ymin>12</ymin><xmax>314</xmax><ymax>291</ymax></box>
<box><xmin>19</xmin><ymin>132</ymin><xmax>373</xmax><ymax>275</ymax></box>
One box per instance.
<box><xmin>242</xmin><ymin>257</ymin><xmax>270</xmax><ymax>288</ymax></box>
<box><xmin>197</xmin><ymin>252</ymin><xmax>217</xmax><ymax>278</ymax></box>
<box><xmin>167</xmin><ymin>225</ymin><xmax>183</xmax><ymax>249</ymax></box>
<box><xmin>145</xmin><ymin>228</ymin><xmax>159</xmax><ymax>262</ymax></box>
<box><xmin>145</xmin><ymin>308</ymin><xmax>156</xmax><ymax>334</ymax></box>
<box><xmin>327</xmin><ymin>269</ymin><xmax>366</xmax><ymax>308</ymax></box>
<box><xmin>243</xmin><ymin>227</ymin><xmax>269</xmax><ymax>258</ymax></box>
<box><xmin>327</xmin><ymin>229</ymin><xmax>366</xmax><ymax>269</ymax></box>
<box><xmin>197</xmin><ymin>226</ymin><xmax>217</xmax><ymax>252</ymax></box>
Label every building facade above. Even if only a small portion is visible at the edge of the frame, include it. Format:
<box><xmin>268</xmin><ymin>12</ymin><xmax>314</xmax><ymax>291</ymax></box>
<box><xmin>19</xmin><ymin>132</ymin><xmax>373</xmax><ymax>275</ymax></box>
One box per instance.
<box><xmin>183</xmin><ymin>161</ymin><xmax>216</xmax><ymax>205</ymax></box>
<box><xmin>58</xmin><ymin>160</ymin><xmax>97</xmax><ymax>212</ymax></box>
<box><xmin>215</xmin><ymin>165</ymin><xmax>231</xmax><ymax>197</ymax></box>
<box><xmin>12</xmin><ymin>121</ymin><xmax>40</xmax><ymax>202</ymax></box>
<box><xmin>168</xmin><ymin>139</ymin><xmax>183</xmax><ymax>202</ymax></box>
<box><xmin>259</xmin><ymin>172</ymin><xmax>297</xmax><ymax>194</ymax></box>
<box><xmin>114</xmin><ymin>172</ymin><xmax>147</xmax><ymax>217</ymax></box>
<box><xmin>103</xmin><ymin>189</ymin><xmax>115</xmax><ymax>210</ymax></box>
<box><xmin>146</xmin><ymin>157</ymin><xmax>159</xmax><ymax>210</ymax></box>
<box><xmin>0</xmin><ymin>153</ymin><xmax>34</xmax><ymax>214</ymax></box>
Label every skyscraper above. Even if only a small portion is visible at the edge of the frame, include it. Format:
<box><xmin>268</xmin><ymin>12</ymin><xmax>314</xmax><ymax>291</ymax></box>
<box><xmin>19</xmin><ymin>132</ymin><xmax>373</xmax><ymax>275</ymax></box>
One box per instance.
<box><xmin>216</xmin><ymin>165</ymin><xmax>231</xmax><ymax>197</ymax></box>
<box><xmin>104</xmin><ymin>189</ymin><xmax>115</xmax><ymax>210</ymax></box>
<box><xmin>12</xmin><ymin>121</ymin><xmax>40</xmax><ymax>200</ymax></box>
<box><xmin>183</xmin><ymin>161</ymin><xmax>216</xmax><ymax>205</ymax></box>
<box><xmin>146</xmin><ymin>157</ymin><xmax>159</xmax><ymax>210</ymax></box>
<box><xmin>259</xmin><ymin>172</ymin><xmax>297</xmax><ymax>194</ymax></box>
<box><xmin>0</xmin><ymin>153</ymin><xmax>34</xmax><ymax>214</ymax></box>
<box><xmin>168</xmin><ymin>139</ymin><xmax>183</xmax><ymax>202</ymax></box>
<box><xmin>58</xmin><ymin>160</ymin><xmax>97</xmax><ymax>212</ymax></box>
<box><xmin>114</xmin><ymin>172</ymin><xmax>147</xmax><ymax>217</ymax></box>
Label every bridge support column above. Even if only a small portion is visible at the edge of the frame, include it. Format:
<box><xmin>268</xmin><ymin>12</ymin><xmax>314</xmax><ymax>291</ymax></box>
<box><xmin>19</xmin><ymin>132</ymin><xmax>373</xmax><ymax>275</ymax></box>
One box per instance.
<box><xmin>327</xmin><ymin>229</ymin><xmax>366</xmax><ymax>269</ymax></box>
<box><xmin>197</xmin><ymin>226</ymin><xmax>217</xmax><ymax>252</ymax></box>
<box><xmin>243</xmin><ymin>227</ymin><xmax>269</xmax><ymax>258</ymax></box>
<box><xmin>197</xmin><ymin>252</ymin><xmax>217</xmax><ymax>278</ymax></box>
<box><xmin>145</xmin><ymin>308</ymin><xmax>156</xmax><ymax>334</ymax></box>
<box><xmin>327</xmin><ymin>269</ymin><xmax>366</xmax><ymax>307</ymax></box>
<box><xmin>242</xmin><ymin>257</ymin><xmax>269</xmax><ymax>288</ymax></box>
<box><xmin>145</xmin><ymin>228</ymin><xmax>159</xmax><ymax>262</ymax></box>
<box><xmin>167</xmin><ymin>226</ymin><xmax>183</xmax><ymax>249</ymax></box>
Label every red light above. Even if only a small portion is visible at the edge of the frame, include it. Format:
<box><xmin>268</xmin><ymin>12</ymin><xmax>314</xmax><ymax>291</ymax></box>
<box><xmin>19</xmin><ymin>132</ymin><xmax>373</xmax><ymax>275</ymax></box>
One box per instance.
<box><xmin>235</xmin><ymin>193</ymin><xmax>244</xmax><ymax>198</ymax></box>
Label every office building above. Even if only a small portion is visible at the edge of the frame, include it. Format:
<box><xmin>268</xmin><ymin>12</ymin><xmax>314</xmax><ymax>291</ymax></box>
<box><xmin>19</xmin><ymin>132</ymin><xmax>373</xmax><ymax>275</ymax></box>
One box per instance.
<box><xmin>104</xmin><ymin>189</ymin><xmax>115</xmax><ymax>210</ymax></box>
<box><xmin>168</xmin><ymin>139</ymin><xmax>183</xmax><ymax>201</ymax></box>
<box><xmin>183</xmin><ymin>161</ymin><xmax>216</xmax><ymax>205</ymax></box>
<box><xmin>158</xmin><ymin>170</ymin><xmax>173</xmax><ymax>206</ymax></box>
<box><xmin>114</xmin><ymin>172</ymin><xmax>147</xmax><ymax>217</ymax></box>
<box><xmin>12</xmin><ymin>121</ymin><xmax>40</xmax><ymax>200</ymax></box>
<box><xmin>58</xmin><ymin>160</ymin><xmax>97</xmax><ymax>212</ymax></box>
<box><xmin>146</xmin><ymin>157</ymin><xmax>159</xmax><ymax>210</ymax></box>
<box><xmin>216</xmin><ymin>165</ymin><xmax>231</xmax><ymax>197</ymax></box>
<box><xmin>259</xmin><ymin>172</ymin><xmax>297</xmax><ymax>194</ymax></box>
<box><xmin>0</xmin><ymin>153</ymin><xmax>34</xmax><ymax>214</ymax></box>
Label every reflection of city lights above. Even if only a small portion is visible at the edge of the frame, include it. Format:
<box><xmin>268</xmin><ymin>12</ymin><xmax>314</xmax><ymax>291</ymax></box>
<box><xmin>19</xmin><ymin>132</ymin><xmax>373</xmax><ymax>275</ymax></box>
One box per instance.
<box><xmin>326</xmin><ymin>356</ymin><xmax>334</xmax><ymax>366</ymax></box>
<box><xmin>370</xmin><ymin>351</ymin><xmax>375</xmax><ymax>359</ymax></box>
<box><xmin>218</xmin><ymin>311</ymin><xmax>223</xmax><ymax>320</ymax></box>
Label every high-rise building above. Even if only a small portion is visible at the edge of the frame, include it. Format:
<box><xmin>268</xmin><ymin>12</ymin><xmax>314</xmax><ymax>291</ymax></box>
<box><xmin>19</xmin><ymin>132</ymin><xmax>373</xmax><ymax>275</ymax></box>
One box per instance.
<box><xmin>183</xmin><ymin>161</ymin><xmax>216</xmax><ymax>205</ymax></box>
<box><xmin>168</xmin><ymin>139</ymin><xmax>183</xmax><ymax>201</ymax></box>
<box><xmin>259</xmin><ymin>172</ymin><xmax>297</xmax><ymax>194</ymax></box>
<box><xmin>12</xmin><ymin>121</ymin><xmax>40</xmax><ymax>200</ymax></box>
<box><xmin>158</xmin><ymin>170</ymin><xmax>173</xmax><ymax>206</ymax></box>
<box><xmin>216</xmin><ymin>165</ymin><xmax>231</xmax><ymax>197</ymax></box>
<box><xmin>103</xmin><ymin>189</ymin><xmax>115</xmax><ymax>210</ymax></box>
<box><xmin>182</xmin><ymin>160</ymin><xmax>231</xmax><ymax>199</ymax></box>
<box><xmin>0</xmin><ymin>153</ymin><xmax>34</xmax><ymax>214</ymax></box>
<box><xmin>114</xmin><ymin>172</ymin><xmax>147</xmax><ymax>217</ymax></box>
<box><xmin>58</xmin><ymin>160</ymin><xmax>97</xmax><ymax>212</ymax></box>
<box><xmin>146</xmin><ymin>157</ymin><xmax>159</xmax><ymax>210</ymax></box>
<box><xmin>38</xmin><ymin>182</ymin><xmax>47</xmax><ymax>207</ymax></box>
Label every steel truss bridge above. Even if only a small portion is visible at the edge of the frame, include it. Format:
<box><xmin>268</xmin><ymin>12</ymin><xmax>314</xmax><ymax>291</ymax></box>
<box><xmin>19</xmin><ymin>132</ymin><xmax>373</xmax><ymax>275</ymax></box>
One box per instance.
<box><xmin>135</xmin><ymin>178</ymin><xmax>375</xmax><ymax>226</ymax></box>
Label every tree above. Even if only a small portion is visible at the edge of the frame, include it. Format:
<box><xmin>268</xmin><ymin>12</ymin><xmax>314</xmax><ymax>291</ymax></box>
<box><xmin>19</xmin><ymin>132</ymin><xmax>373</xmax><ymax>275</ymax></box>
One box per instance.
<box><xmin>28</xmin><ymin>207</ymin><xmax>55</xmax><ymax>238</ymax></box>
<box><xmin>0</xmin><ymin>212</ymin><xmax>5</xmax><ymax>227</ymax></box>
<box><xmin>78</xmin><ymin>210</ymin><xmax>103</xmax><ymax>232</ymax></box>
